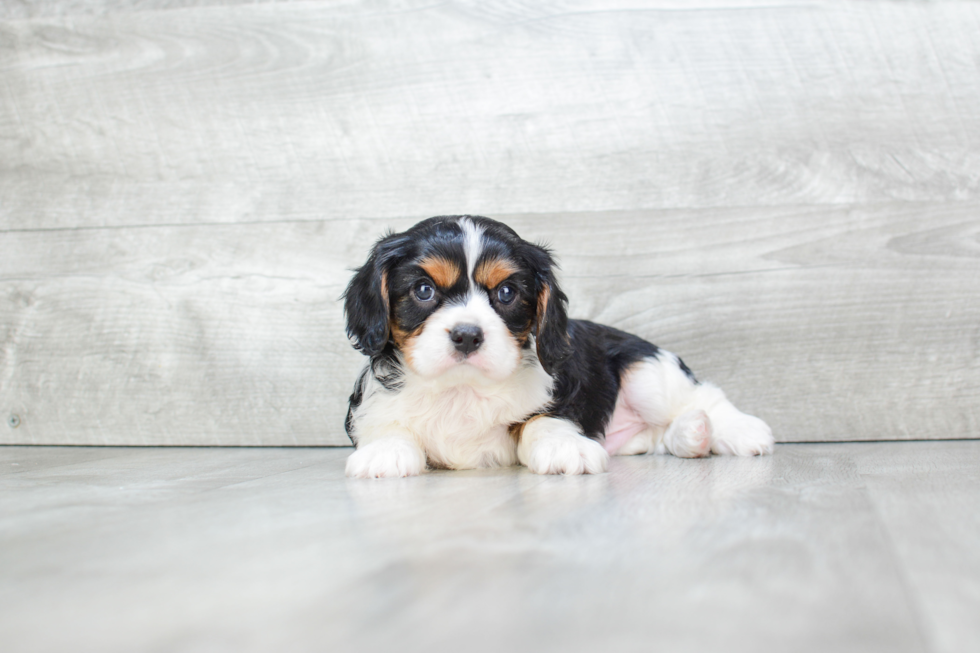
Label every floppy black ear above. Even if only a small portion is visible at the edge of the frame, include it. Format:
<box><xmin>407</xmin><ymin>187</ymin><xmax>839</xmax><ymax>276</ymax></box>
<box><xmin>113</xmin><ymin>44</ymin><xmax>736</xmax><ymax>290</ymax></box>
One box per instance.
<box><xmin>523</xmin><ymin>242</ymin><xmax>572</xmax><ymax>375</ymax></box>
<box><xmin>342</xmin><ymin>232</ymin><xmax>409</xmax><ymax>357</ymax></box>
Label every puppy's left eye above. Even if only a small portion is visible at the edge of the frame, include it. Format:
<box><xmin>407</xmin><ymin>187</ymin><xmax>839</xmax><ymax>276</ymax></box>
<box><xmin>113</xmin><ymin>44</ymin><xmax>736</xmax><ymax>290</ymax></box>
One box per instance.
<box><xmin>414</xmin><ymin>281</ymin><xmax>435</xmax><ymax>302</ymax></box>
<box><xmin>496</xmin><ymin>283</ymin><xmax>517</xmax><ymax>305</ymax></box>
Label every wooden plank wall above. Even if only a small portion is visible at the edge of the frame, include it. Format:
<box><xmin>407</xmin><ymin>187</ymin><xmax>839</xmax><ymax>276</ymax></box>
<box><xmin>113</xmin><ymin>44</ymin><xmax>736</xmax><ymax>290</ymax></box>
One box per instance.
<box><xmin>1</xmin><ymin>0</ymin><xmax>978</xmax><ymax>446</ymax></box>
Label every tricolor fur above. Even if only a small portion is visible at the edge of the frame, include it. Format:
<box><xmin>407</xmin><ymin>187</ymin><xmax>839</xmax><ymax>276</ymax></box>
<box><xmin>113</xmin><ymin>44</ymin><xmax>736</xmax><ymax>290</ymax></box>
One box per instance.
<box><xmin>343</xmin><ymin>216</ymin><xmax>773</xmax><ymax>478</ymax></box>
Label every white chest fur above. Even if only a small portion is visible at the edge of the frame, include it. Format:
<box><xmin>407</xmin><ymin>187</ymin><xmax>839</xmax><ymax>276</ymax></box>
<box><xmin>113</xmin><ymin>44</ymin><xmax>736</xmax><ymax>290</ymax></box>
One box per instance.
<box><xmin>350</xmin><ymin>354</ymin><xmax>554</xmax><ymax>470</ymax></box>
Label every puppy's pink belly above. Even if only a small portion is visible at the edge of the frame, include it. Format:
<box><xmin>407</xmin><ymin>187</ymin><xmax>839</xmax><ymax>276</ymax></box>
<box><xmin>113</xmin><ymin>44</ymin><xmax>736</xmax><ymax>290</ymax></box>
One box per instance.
<box><xmin>603</xmin><ymin>402</ymin><xmax>648</xmax><ymax>454</ymax></box>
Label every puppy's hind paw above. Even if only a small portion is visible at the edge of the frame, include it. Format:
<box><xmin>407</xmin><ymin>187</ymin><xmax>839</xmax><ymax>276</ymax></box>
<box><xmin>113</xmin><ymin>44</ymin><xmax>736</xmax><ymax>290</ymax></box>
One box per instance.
<box><xmin>345</xmin><ymin>438</ymin><xmax>427</xmax><ymax>478</ymax></box>
<box><xmin>663</xmin><ymin>409</ymin><xmax>713</xmax><ymax>458</ymax></box>
<box><xmin>711</xmin><ymin>414</ymin><xmax>774</xmax><ymax>456</ymax></box>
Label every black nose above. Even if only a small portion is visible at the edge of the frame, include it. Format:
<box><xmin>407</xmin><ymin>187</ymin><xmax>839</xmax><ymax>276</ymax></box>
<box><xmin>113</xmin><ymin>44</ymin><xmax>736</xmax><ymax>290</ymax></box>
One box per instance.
<box><xmin>450</xmin><ymin>324</ymin><xmax>484</xmax><ymax>356</ymax></box>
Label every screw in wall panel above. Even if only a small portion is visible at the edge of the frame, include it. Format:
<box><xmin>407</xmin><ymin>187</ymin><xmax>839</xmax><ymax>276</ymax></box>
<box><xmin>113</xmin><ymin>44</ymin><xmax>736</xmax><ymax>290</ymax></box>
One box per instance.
<box><xmin>8</xmin><ymin>414</ymin><xmax>20</xmax><ymax>429</ymax></box>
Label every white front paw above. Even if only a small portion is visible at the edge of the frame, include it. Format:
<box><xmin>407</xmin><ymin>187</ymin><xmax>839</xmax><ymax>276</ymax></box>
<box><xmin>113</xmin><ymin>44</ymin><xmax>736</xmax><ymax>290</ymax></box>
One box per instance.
<box><xmin>345</xmin><ymin>438</ymin><xmax>427</xmax><ymax>478</ymax></box>
<box><xmin>711</xmin><ymin>413</ymin><xmax>774</xmax><ymax>456</ymax></box>
<box><xmin>519</xmin><ymin>418</ymin><xmax>609</xmax><ymax>475</ymax></box>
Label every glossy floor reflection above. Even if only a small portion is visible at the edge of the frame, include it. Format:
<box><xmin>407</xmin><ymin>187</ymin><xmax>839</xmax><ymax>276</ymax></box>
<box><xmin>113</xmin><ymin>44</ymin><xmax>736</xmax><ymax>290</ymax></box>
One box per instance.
<box><xmin>2</xmin><ymin>442</ymin><xmax>978</xmax><ymax>653</ymax></box>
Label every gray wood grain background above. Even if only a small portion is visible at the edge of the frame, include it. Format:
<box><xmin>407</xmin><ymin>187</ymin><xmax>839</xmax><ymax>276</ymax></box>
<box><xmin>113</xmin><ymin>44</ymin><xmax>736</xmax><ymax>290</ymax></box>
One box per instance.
<box><xmin>2</xmin><ymin>0</ymin><xmax>978</xmax><ymax>445</ymax></box>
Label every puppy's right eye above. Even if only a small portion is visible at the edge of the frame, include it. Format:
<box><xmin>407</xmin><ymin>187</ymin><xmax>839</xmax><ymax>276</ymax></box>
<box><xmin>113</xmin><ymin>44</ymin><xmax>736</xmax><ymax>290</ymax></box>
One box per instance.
<box><xmin>414</xmin><ymin>281</ymin><xmax>435</xmax><ymax>302</ymax></box>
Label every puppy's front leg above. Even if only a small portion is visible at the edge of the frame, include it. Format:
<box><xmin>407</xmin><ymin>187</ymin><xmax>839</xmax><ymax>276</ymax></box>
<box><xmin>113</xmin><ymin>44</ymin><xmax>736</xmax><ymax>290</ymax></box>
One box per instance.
<box><xmin>345</xmin><ymin>429</ymin><xmax>427</xmax><ymax>478</ymax></box>
<box><xmin>516</xmin><ymin>416</ymin><xmax>609</xmax><ymax>475</ymax></box>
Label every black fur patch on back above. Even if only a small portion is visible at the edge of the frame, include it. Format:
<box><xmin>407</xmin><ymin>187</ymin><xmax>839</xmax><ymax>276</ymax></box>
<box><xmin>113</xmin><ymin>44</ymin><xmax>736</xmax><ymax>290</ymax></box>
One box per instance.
<box><xmin>547</xmin><ymin>319</ymin><xmax>671</xmax><ymax>440</ymax></box>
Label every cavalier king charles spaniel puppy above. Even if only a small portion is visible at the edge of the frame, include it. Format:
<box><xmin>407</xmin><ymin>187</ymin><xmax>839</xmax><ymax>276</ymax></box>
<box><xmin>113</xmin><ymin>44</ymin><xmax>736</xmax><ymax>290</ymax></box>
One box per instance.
<box><xmin>343</xmin><ymin>215</ymin><xmax>773</xmax><ymax>478</ymax></box>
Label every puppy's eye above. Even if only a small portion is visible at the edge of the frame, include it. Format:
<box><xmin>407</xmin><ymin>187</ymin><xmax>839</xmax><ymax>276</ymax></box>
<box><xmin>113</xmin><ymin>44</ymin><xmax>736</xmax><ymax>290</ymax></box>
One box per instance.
<box><xmin>496</xmin><ymin>283</ymin><xmax>517</xmax><ymax>305</ymax></box>
<box><xmin>414</xmin><ymin>281</ymin><xmax>435</xmax><ymax>302</ymax></box>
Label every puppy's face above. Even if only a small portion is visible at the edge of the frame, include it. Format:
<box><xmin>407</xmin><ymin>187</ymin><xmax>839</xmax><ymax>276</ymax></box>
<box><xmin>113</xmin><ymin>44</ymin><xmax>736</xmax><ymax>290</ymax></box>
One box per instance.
<box><xmin>344</xmin><ymin>216</ymin><xmax>571</xmax><ymax>381</ymax></box>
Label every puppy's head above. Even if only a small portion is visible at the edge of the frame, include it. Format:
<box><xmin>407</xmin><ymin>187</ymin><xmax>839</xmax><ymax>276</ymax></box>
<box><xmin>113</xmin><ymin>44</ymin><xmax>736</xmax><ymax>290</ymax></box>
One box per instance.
<box><xmin>343</xmin><ymin>216</ymin><xmax>571</xmax><ymax>380</ymax></box>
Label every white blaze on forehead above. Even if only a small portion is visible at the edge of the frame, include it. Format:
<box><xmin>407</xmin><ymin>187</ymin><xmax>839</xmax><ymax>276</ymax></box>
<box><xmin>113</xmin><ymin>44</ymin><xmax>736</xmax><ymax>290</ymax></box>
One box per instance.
<box><xmin>459</xmin><ymin>217</ymin><xmax>485</xmax><ymax>283</ymax></box>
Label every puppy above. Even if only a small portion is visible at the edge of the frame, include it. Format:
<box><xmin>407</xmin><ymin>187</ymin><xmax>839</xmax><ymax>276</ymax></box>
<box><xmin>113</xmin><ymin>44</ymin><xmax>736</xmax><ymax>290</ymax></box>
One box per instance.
<box><xmin>343</xmin><ymin>215</ymin><xmax>773</xmax><ymax>478</ymax></box>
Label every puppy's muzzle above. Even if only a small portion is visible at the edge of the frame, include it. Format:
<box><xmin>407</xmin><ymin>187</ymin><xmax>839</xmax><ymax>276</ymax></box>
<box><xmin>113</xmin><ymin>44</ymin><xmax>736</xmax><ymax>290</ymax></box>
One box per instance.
<box><xmin>450</xmin><ymin>324</ymin><xmax>484</xmax><ymax>356</ymax></box>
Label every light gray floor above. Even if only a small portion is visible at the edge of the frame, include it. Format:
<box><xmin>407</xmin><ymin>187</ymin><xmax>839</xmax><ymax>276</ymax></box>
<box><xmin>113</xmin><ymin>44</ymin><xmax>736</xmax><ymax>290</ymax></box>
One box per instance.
<box><xmin>2</xmin><ymin>442</ymin><xmax>978</xmax><ymax>653</ymax></box>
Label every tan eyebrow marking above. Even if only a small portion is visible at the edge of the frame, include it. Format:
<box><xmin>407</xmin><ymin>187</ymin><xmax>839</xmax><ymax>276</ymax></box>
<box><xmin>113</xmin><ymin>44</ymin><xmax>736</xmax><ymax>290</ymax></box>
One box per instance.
<box><xmin>418</xmin><ymin>256</ymin><xmax>462</xmax><ymax>288</ymax></box>
<box><xmin>474</xmin><ymin>257</ymin><xmax>518</xmax><ymax>289</ymax></box>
